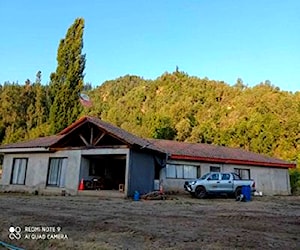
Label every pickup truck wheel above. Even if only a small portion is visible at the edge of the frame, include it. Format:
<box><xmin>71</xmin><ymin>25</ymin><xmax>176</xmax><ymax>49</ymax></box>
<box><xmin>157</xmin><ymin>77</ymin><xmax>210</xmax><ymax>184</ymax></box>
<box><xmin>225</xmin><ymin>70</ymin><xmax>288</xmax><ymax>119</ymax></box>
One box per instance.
<box><xmin>235</xmin><ymin>187</ymin><xmax>242</xmax><ymax>198</ymax></box>
<box><xmin>195</xmin><ymin>186</ymin><xmax>206</xmax><ymax>199</ymax></box>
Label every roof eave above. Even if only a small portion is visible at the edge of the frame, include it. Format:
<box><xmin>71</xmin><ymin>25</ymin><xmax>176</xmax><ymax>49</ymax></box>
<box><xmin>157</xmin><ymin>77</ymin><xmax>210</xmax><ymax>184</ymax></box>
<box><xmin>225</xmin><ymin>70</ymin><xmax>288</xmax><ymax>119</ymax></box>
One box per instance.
<box><xmin>59</xmin><ymin>116</ymin><xmax>88</xmax><ymax>135</ymax></box>
<box><xmin>170</xmin><ymin>154</ymin><xmax>296</xmax><ymax>169</ymax></box>
<box><xmin>0</xmin><ymin>147</ymin><xmax>50</xmax><ymax>153</ymax></box>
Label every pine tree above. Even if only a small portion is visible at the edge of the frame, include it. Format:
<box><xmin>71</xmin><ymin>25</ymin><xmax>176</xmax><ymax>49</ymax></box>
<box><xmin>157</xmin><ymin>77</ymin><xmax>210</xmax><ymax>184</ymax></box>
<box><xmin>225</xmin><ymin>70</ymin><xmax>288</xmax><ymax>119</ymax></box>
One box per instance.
<box><xmin>49</xmin><ymin>18</ymin><xmax>86</xmax><ymax>134</ymax></box>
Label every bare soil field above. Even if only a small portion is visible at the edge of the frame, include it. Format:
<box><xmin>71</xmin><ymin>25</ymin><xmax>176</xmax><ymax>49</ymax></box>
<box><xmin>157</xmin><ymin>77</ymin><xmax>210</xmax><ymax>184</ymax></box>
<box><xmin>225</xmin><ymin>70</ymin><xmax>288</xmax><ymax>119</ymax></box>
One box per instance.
<box><xmin>0</xmin><ymin>193</ymin><xmax>299</xmax><ymax>250</ymax></box>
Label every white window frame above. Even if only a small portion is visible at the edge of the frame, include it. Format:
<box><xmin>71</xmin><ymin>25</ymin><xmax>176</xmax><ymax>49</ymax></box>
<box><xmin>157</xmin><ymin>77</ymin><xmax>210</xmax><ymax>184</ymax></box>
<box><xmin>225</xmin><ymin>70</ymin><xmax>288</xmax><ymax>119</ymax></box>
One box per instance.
<box><xmin>166</xmin><ymin>164</ymin><xmax>199</xmax><ymax>179</ymax></box>
<box><xmin>166</xmin><ymin>164</ymin><xmax>177</xmax><ymax>178</ymax></box>
<box><xmin>184</xmin><ymin>165</ymin><xmax>197</xmax><ymax>179</ymax></box>
<box><xmin>234</xmin><ymin>168</ymin><xmax>250</xmax><ymax>179</ymax></box>
<box><xmin>47</xmin><ymin>158</ymin><xmax>67</xmax><ymax>187</ymax></box>
<box><xmin>11</xmin><ymin>158</ymin><xmax>28</xmax><ymax>185</ymax></box>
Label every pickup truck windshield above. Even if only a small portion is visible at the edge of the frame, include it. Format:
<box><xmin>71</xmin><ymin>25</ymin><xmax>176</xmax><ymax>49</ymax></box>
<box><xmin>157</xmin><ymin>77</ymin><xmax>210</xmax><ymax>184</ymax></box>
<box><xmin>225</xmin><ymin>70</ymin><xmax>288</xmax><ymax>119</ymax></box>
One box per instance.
<box><xmin>200</xmin><ymin>173</ymin><xmax>210</xmax><ymax>180</ymax></box>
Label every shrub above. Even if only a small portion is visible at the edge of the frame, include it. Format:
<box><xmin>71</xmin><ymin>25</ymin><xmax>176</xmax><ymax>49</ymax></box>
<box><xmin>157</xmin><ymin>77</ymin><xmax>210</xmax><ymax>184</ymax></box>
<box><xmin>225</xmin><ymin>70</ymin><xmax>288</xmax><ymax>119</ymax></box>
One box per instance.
<box><xmin>289</xmin><ymin>168</ymin><xmax>300</xmax><ymax>195</ymax></box>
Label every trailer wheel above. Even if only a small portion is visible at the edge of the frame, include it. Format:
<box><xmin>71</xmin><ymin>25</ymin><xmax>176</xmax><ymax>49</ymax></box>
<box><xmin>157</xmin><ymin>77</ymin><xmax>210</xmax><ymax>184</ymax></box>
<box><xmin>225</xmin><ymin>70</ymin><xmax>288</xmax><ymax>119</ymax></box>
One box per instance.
<box><xmin>195</xmin><ymin>186</ymin><xmax>206</xmax><ymax>199</ymax></box>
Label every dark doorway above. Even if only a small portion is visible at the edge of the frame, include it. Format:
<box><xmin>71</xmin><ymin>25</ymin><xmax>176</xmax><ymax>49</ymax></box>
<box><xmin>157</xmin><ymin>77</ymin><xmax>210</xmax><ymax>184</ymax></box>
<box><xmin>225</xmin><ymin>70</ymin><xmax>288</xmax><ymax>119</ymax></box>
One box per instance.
<box><xmin>84</xmin><ymin>155</ymin><xmax>126</xmax><ymax>190</ymax></box>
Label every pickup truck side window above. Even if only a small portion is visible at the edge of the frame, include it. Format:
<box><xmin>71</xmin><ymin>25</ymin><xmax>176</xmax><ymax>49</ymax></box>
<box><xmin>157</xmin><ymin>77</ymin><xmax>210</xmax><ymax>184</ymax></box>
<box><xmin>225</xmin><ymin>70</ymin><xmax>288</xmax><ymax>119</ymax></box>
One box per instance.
<box><xmin>221</xmin><ymin>174</ymin><xmax>230</xmax><ymax>180</ymax></box>
<box><xmin>210</xmin><ymin>173</ymin><xmax>219</xmax><ymax>180</ymax></box>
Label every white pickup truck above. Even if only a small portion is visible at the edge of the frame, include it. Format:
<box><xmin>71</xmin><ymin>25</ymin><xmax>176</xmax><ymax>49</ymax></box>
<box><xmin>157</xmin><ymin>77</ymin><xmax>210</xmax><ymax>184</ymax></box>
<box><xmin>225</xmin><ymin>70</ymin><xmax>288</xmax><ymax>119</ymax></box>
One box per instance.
<box><xmin>184</xmin><ymin>172</ymin><xmax>256</xmax><ymax>199</ymax></box>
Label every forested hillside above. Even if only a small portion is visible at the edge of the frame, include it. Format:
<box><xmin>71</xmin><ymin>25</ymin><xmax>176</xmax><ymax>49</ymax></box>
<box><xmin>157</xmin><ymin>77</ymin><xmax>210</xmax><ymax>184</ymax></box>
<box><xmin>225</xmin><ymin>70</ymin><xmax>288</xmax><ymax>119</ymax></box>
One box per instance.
<box><xmin>0</xmin><ymin>71</ymin><xmax>299</xmax><ymax>166</ymax></box>
<box><xmin>87</xmin><ymin>72</ymin><xmax>300</xmax><ymax>164</ymax></box>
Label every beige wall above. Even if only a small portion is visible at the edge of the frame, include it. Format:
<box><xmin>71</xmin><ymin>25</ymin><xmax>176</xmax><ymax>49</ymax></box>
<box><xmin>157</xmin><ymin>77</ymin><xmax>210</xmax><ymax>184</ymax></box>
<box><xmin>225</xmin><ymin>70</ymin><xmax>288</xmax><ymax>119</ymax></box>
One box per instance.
<box><xmin>0</xmin><ymin>150</ymin><xmax>81</xmax><ymax>195</ymax></box>
<box><xmin>0</xmin><ymin>148</ymin><xmax>131</xmax><ymax>196</ymax></box>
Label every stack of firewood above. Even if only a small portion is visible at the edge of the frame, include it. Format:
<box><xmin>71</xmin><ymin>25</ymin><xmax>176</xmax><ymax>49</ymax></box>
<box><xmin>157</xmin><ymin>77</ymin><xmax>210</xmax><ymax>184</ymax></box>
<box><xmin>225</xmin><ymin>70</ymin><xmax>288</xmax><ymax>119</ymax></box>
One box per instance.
<box><xmin>141</xmin><ymin>191</ymin><xmax>167</xmax><ymax>200</ymax></box>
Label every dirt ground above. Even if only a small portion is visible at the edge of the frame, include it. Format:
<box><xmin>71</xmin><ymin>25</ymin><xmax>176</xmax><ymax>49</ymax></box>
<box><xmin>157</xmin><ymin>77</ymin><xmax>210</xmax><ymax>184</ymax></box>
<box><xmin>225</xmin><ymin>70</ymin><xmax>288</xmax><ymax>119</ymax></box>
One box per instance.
<box><xmin>0</xmin><ymin>193</ymin><xmax>299</xmax><ymax>250</ymax></box>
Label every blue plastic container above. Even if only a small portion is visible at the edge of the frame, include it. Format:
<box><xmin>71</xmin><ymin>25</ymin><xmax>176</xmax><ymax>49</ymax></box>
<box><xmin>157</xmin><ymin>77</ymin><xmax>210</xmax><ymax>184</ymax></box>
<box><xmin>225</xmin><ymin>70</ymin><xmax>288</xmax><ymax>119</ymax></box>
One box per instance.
<box><xmin>242</xmin><ymin>185</ymin><xmax>251</xmax><ymax>201</ymax></box>
<box><xmin>133</xmin><ymin>191</ymin><xmax>140</xmax><ymax>201</ymax></box>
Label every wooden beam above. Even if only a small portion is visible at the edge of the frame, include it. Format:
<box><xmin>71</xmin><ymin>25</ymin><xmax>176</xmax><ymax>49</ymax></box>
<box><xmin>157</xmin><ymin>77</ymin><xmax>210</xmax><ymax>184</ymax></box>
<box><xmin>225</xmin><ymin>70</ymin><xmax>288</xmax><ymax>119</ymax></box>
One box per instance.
<box><xmin>90</xmin><ymin>127</ymin><xmax>93</xmax><ymax>144</ymax></box>
<box><xmin>93</xmin><ymin>132</ymin><xmax>106</xmax><ymax>146</ymax></box>
<box><xmin>79</xmin><ymin>134</ymin><xmax>89</xmax><ymax>146</ymax></box>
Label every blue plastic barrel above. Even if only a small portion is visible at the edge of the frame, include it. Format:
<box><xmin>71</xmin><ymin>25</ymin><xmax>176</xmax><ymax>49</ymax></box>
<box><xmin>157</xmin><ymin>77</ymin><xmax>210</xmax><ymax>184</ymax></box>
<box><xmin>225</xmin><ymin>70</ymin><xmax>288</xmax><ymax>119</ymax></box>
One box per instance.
<box><xmin>242</xmin><ymin>185</ymin><xmax>251</xmax><ymax>201</ymax></box>
<box><xmin>133</xmin><ymin>191</ymin><xmax>140</xmax><ymax>201</ymax></box>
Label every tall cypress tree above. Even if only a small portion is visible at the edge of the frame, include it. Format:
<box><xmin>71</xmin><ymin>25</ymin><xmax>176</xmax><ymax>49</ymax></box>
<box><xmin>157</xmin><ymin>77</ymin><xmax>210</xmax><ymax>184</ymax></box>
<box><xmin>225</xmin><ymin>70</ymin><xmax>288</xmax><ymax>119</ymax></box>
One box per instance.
<box><xmin>49</xmin><ymin>18</ymin><xmax>86</xmax><ymax>134</ymax></box>
<box><xmin>34</xmin><ymin>71</ymin><xmax>45</xmax><ymax>127</ymax></box>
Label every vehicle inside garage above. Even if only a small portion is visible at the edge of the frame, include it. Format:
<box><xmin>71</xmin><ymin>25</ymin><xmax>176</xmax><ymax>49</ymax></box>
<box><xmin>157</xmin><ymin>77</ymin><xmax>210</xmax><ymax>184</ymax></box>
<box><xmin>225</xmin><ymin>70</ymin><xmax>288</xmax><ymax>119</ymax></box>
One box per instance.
<box><xmin>82</xmin><ymin>155</ymin><xmax>126</xmax><ymax>191</ymax></box>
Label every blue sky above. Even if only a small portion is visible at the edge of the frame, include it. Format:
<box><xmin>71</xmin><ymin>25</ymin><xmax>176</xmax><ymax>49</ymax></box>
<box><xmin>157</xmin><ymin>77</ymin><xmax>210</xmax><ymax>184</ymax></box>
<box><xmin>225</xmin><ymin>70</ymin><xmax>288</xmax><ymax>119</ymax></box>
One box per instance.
<box><xmin>0</xmin><ymin>0</ymin><xmax>299</xmax><ymax>92</ymax></box>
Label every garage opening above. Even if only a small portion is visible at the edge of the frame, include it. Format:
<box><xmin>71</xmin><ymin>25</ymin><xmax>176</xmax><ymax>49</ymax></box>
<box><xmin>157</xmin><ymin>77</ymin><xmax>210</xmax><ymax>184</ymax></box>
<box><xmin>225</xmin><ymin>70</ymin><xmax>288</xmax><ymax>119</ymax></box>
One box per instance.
<box><xmin>81</xmin><ymin>155</ymin><xmax>126</xmax><ymax>191</ymax></box>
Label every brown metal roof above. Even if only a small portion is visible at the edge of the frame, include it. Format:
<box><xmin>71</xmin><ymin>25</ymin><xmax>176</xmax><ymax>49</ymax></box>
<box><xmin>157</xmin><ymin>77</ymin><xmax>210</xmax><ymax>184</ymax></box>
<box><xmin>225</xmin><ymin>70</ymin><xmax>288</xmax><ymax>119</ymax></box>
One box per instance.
<box><xmin>0</xmin><ymin>116</ymin><xmax>295</xmax><ymax>168</ymax></box>
<box><xmin>148</xmin><ymin>139</ymin><xmax>295</xmax><ymax>168</ymax></box>
<box><xmin>0</xmin><ymin>135</ymin><xmax>64</xmax><ymax>149</ymax></box>
<box><xmin>0</xmin><ymin>116</ymin><xmax>159</xmax><ymax>152</ymax></box>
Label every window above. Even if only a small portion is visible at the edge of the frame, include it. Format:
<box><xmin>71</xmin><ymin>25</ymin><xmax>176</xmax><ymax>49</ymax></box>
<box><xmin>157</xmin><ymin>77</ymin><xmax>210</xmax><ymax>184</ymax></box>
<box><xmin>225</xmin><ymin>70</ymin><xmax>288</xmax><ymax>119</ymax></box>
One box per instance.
<box><xmin>233</xmin><ymin>173</ymin><xmax>241</xmax><ymax>180</ymax></box>
<box><xmin>166</xmin><ymin>164</ymin><xmax>200</xmax><ymax>179</ymax></box>
<box><xmin>11</xmin><ymin>158</ymin><xmax>28</xmax><ymax>185</ymax></box>
<box><xmin>210</xmin><ymin>166</ymin><xmax>220</xmax><ymax>172</ymax></box>
<box><xmin>47</xmin><ymin>158</ymin><xmax>67</xmax><ymax>187</ymax></box>
<box><xmin>221</xmin><ymin>173</ymin><xmax>230</xmax><ymax>180</ymax></box>
<box><xmin>184</xmin><ymin>165</ymin><xmax>197</xmax><ymax>179</ymax></box>
<box><xmin>234</xmin><ymin>168</ymin><xmax>250</xmax><ymax>179</ymax></box>
<box><xmin>200</xmin><ymin>173</ymin><xmax>210</xmax><ymax>180</ymax></box>
<box><xmin>210</xmin><ymin>173</ymin><xmax>220</xmax><ymax>180</ymax></box>
<box><xmin>166</xmin><ymin>164</ymin><xmax>176</xmax><ymax>178</ymax></box>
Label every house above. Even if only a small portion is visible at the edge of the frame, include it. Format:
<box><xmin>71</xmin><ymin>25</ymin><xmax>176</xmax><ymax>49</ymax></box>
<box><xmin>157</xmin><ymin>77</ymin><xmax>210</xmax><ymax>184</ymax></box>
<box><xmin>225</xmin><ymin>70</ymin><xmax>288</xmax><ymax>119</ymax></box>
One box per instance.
<box><xmin>0</xmin><ymin>116</ymin><xmax>296</xmax><ymax>196</ymax></box>
<box><xmin>149</xmin><ymin>139</ymin><xmax>295</xmax><ymax>195</ymax></box>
